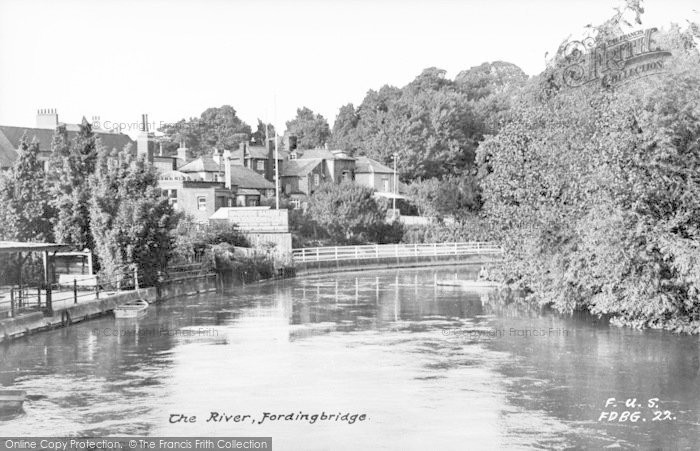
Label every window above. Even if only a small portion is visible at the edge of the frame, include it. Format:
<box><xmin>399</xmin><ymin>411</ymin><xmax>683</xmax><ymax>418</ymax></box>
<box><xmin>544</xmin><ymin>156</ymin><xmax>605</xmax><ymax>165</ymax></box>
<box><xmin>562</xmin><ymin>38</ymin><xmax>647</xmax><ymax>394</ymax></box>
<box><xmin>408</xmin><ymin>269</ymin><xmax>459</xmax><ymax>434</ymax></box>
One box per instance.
<box><xmin>313</xmin><ymin>173</ymin><xmax>320</xmax><ymax>186</ymax></box>
<box><xmin>285</xmin><ymin>183</ymin><xmax>291</xmax><ymax>194</ymax></box>
<box><xmin>382</xmin><ymin>177</ymin><xmax>390</xmax><ymax>192</ymax></box>
<box><xmin>257</xmin><ymin>160</ymin><xmax>265</xmax><ymax>171</ymax></box>
<box><xmin>197</xmin><ymin>196</ymin><xmax>207</xmax><ymax>211</ymax></box>
<box><xmin>290</xmin><ymin>199</ymin><xmax>301</xmax><ymax>209</ymax></box>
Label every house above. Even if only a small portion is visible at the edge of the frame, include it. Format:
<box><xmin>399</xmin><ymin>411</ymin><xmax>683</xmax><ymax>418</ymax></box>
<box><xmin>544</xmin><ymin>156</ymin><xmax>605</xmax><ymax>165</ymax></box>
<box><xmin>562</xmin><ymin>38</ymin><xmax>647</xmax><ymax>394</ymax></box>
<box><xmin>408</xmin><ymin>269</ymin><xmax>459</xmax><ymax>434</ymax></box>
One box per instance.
<box><xmin>354</xmin><ymin>156</ymin><xmax>396</xmax><ymax>194</ymax></box>
<box><xmin>228</xmin><ymin>165</ymin><xmax>276</xmax><ymax>206</ymax></box>
<box><xmin>280</xmin><ymin>159</ymin><xmax>325</xmax><ymax>207</ymax></box>
<box><xmin>296</xmin><ymin>149</ymin><xmax>355</xmax><ymax>183</ymax></box>
<box><xmin>0</xmin><ymin>109</ymin><xmax>134</xmax><ymax>171</ymax></box>
<box><xmin>230</xmin><ymin>141</ymin><xmax>288</xmax><ymax>183</ymax></box>
<box><xmin>178</xmin><ymin>155</ymin><xmax>227</xmax><ymax>182</ymax></box>
<box><xmin>158</xmin><ymin>170</ymin><xmax>236</xmax><ymax>223</ymax></box>
<box><xmin>176</xmin><ymin>153</ymin><xmax>276</xmax><ymax>207</ymax></box>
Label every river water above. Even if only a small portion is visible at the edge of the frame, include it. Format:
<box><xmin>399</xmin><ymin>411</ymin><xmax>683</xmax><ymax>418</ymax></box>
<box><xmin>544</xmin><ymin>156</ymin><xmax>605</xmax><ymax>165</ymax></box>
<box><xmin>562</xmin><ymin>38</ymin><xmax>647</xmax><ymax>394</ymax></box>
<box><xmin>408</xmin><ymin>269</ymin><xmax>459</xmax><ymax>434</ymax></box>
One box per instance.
<box><xmin>1</xmin><ymin>266</ymin><xmax>698</xmax><ymax>450</ymax></box>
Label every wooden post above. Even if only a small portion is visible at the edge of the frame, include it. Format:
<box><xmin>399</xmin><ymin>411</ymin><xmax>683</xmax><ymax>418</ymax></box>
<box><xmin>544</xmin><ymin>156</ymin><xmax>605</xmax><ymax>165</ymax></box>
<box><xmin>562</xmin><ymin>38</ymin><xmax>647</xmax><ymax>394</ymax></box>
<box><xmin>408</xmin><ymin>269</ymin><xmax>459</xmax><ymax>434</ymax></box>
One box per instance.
<box><xmin>134</xmin><ymin>267</ymin><xmax>140</xmax><ymax>290</ymax></box>
<box><xmin>37</xmin><ymin>287</ymin><xmax>41</xmax><ymax>308</ymax></box>
<box><xmin>10</xmin><ymin>288</ymin><xmax>14</xmax><ymax>316</ymax></box>
<box><xmin>43</xmin><ymin>250</ymin><xmax>52</xmax><ymax>313</ymax></box>
<box><xmin>73</xmin><ymin>279</ymin><xmax>78</xmax><ymax>304</ymax></box>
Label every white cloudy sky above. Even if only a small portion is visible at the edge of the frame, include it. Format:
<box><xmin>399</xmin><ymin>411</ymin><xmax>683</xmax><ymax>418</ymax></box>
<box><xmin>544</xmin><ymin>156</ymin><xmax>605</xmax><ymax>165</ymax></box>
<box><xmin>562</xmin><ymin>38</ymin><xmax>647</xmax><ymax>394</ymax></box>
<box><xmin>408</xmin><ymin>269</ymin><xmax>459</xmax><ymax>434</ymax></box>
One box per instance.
<box><xmin>0</xmin><ymin>0</ymin><xmax>697</xmax><ymax>135</ymax></box>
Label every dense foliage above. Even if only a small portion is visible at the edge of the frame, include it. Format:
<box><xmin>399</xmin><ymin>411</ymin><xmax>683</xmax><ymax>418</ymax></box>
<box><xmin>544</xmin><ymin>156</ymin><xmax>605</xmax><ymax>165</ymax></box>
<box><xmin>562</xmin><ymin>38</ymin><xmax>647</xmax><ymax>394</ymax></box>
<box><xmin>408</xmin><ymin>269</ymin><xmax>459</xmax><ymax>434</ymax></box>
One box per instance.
<box><xmin>479</xmin><ymin>23</ymin><xmax>700</xmax><ymax>332</ymax></box>
<box><xmin>47</xmin><ymin>120</ymin><xmax>97</xmax><ymax>250</ymax></box>
<box><xmin>284</xmin><ymin>107</ymin><xmax>331</xmax><ymax>150</ymax></box>
<box><xmin>159</xmin><ymin>105</ymin><xmax>252</xmax><ymax>158</ymax></box>
<box><xmin>89</xmin><ymin>145</ymin><xmax>179</xmax><ymax>287</ymax></box>
<box><xmin>301</xmin><ymin>182</ymin><xmax>403</xmax><ymax>245</ymax></box>
<box><xmin>330</xmin><ymin>64</ymin><xmax>527</xmax><ymax>180</ymax></box>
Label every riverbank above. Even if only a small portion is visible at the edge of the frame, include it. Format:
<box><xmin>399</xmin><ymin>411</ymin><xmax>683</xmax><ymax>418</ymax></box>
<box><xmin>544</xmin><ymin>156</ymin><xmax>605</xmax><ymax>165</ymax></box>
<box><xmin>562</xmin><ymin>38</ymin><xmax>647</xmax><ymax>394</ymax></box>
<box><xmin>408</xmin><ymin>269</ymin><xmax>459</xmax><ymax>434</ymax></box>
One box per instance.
<box><xmin>0</xmin><ymin>288</ymin><xmax>156</xmax><ymax>343</ymax></box>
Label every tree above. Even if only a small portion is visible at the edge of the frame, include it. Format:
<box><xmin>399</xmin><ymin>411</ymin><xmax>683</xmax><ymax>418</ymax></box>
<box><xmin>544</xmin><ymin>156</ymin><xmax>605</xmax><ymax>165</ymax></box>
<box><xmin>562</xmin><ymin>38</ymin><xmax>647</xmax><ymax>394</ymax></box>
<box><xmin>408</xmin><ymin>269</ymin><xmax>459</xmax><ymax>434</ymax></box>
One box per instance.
<box><xmin>47</xmin><ymin>120</ymin><xmax>99</xmax><ymax>249</ymax></box>
<box><xmin>329</xmin><ymin>103</ymin><xmax>359</xmax><ymax>153</ymax></box>
<box><xmin>479</xmin><ymin>18</ymin><xmax>700</xmax><ymax>332</ymax></box>
<box><xmin>329</xmin><ymin>65</ymin><xmax>526</xmax><ymax>180</ymax></box>
<box><xmin>159</xmin><ymin>105</ymin><xmax>252</xmax><ymax>157</ymax></box>
<box><xmin>0</xmin><ymin>136</ymin><xmax>53</xmax><ymax>242</ymax></box>
<box><xmin>89</xmin><ymin>145</ymin><xmax>180</xmax><ymax>287</ymax></box>
<box><xmin>285</xmin><ymin>107</ymin><xmax>331</xmax><ymax>150</ymax></box>
<box><xmin>305</xmin><ymin>182</ymin><xmax>392</xmax><ymax>244</ymax></box>
<box><xmin>251</xmin><ymin>119</ymin><xmax>275</xmax><ymax>146</ymax></box>
<box><xmin>407</xmin><ymin>175</ymin><xmax>481</xmax><ymax>222</ymax></box>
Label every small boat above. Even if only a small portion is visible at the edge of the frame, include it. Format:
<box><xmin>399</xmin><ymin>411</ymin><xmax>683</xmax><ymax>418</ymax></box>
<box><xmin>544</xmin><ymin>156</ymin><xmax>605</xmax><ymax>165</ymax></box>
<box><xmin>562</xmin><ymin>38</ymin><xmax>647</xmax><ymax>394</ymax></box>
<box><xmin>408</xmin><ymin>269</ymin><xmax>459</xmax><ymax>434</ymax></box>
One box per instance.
<box><xmin>0</xmin><ymin>390</ymin><xmax>26</xmax><ymax>411</ymax></box>
<box><xmin>113</xmin><ymin>299</ymin><xmax>149</xmax><ymax>319</ymax></box>
<box><xmin>436</xmin><ymin>279</ymin><xmax>500</xmax><ymax>289</ymax></box>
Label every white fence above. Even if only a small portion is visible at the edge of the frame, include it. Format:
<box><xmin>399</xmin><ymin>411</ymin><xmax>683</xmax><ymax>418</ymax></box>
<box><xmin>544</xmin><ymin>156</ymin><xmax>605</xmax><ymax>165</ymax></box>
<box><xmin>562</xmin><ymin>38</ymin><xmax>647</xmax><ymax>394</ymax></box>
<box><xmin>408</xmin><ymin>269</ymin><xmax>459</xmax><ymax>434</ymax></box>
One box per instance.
<box><xmin>292</xmin><ymin>242</ymin><xmax>503</xmax><ymax>264</ymax></box>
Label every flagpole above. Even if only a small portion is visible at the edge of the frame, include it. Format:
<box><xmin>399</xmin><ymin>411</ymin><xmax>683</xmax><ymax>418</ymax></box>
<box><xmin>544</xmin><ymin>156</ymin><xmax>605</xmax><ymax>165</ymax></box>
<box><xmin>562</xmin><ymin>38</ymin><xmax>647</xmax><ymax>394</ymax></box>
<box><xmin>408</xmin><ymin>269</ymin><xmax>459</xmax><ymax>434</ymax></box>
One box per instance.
<box><xmin>274</xmin><ymin>95</ymin><xmax>280</xmax><ymax>210</ymax></box>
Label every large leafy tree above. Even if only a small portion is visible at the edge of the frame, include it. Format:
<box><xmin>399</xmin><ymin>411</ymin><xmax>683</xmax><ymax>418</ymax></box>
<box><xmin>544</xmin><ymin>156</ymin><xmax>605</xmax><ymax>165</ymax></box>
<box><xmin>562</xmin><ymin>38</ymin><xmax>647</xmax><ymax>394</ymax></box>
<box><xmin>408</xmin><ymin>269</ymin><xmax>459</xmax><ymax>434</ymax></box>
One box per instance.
<box><xmin>331</xmin><ymin>66</ymin><xmax>526</xmax><ymax>180</ymax></box>
<box><xmin>305</xmin><ymin>182</ymin><xmax>396</xmax><ymax>244</ymax></box>
<box><xmin>0</xmin><ymin>136</ymin><xmax>53</xmax><ymax>242</ymax></box>
<box><xmin>480</xmin><ymin>20</ymin><xmax>700</xmax><ymax>332</ymax></box>
<box><xmin>47</xmin><ymin>120</ymin><xmax>99</xmax><ymax>249</ymax></box>
<box><xmin>285</xmin><ymin>107</ymin><xmax>331</xmax><ymax>150</ymax></box>
<box><xmin>89</xmin><ymin>145</ymin><xmax>180</xmax><ymax>287</ymax></box>
<box><xmin>159</xmin><ymin>105</ymin><xmax>252</xmax><ymax>157</ymax></box>
<box><xmin>329</xmin><ymin>103</ymin><xmax>359</xmax><ymax>154</ymax></box>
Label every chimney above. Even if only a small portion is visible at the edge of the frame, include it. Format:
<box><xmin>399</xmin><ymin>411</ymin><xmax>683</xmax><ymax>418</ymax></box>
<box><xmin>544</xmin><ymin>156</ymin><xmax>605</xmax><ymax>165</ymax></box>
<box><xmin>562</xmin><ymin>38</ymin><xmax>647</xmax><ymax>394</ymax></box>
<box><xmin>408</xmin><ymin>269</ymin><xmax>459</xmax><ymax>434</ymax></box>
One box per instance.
<box><xmin>36</xmin><ymin>108</ymin><xmax>59</xmax><ymax>129</ymax></box>
<box><xmin>224</xmin><ymin>155</ymin><xmax>232</xmax><ymax>190</ymax></box>
<box><xmin>136</xmin><ymin>113</ymin><xmax>154</xmax><ymax>163</ymax></box>
<box><xmin>239</xmin><ymin>142</ymin><xmax>248</xmax><ymax>168</ymax></box>
<box><xmin>176</xmin><ymin>144</ymin><xmax>189</xmax><ymax>165</ymax></box>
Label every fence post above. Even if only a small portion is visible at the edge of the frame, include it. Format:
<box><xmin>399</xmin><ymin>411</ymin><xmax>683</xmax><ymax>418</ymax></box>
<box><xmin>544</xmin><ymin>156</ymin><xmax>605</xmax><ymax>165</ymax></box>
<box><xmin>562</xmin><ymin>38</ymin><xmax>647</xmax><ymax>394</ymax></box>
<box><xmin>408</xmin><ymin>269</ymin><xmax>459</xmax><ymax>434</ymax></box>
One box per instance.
<box><xmin>134</xmin><ymin>268</ymin><xmax>140</xmax><ymax>290</ymax></box>
<box><xmin>95</xmin><ymin>279</ymin><xmax>100</xmax><ymax>299</ymax></box>
<box><xmin>375</xmin><ymin>244</ymin><xmax>379</xmax><ymax>260</ymax></box>
<box><xmin>37</xmin><ymin>287</ymin><xmax>41</xmax><ymax>308</ymax></box>
<box><xmin>74</xmin><ymin>279</ymin><xmax>78</xmax><ymax>304</ymax></box>
<box><xmin>335</xmin><ymin>247</ymin><xmax>339</xmax><ymax>269</ymax></box>
<box><xmin>10</xmin><ymin>288</ymin><xmax>14</xmax><ymax>316</ymax></box>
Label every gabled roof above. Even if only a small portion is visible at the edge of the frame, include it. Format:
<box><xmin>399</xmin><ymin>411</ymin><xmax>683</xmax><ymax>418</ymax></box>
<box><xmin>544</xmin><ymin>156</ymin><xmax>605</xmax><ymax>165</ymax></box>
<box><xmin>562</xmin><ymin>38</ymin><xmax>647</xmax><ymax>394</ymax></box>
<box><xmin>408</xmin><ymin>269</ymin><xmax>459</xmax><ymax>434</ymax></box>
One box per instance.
<box><xmin>355</xmin><ymin>156</ymin><xmax>393</xmax><ymax>173</ymax></box>
<box><xmin>0</xmin><ymin>125</ymin><xmax>134</xmax><ymax>168</ymax></box>
<box><xmin>229</xmin><ymin>165</ymin><xmax>275</xmax><ymax>190</ymax></box>
<box><xmin>281</xmin><ymin>159</ymin><xmax>323</xmax><ymax>177</ymax></box>
<box><xmin>178</xmin><ymin>155</ymin><xmax>221</xmax><ymax>173</ymax></box>
<box><xmin>297</xmin><ymin>149</ymin><xmax>354</xmax><ymax>160</ymax></box>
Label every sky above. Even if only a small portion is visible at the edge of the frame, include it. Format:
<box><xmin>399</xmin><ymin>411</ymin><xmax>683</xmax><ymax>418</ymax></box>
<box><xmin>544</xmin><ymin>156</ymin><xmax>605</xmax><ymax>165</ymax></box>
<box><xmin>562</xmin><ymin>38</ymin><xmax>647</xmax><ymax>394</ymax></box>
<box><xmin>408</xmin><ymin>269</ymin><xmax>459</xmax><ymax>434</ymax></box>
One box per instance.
<box><xmin>0</xmin><ymin>0</ymin><xmax>697</xmax><ymax>136</ymax></box>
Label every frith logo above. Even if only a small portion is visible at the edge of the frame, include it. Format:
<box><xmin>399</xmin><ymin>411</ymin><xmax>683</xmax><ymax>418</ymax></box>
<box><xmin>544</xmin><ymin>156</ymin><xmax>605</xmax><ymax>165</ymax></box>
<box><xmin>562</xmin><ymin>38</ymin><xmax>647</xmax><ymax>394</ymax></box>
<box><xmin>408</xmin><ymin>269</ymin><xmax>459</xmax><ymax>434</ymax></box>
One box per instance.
<box><xmin>558</xmin><ymin>28</ymin><xmax>672</xmax><ymax>88</ymax></box>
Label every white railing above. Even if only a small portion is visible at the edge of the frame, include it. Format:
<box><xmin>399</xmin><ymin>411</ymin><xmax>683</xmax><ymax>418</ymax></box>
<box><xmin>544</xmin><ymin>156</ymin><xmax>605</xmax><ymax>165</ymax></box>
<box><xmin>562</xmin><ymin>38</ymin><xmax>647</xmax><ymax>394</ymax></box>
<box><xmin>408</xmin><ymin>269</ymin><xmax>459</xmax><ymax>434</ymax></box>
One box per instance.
<box><xmin>292</xmin><ymin>242</ymin><xmax>503</xmax><ymax>264</ymax></box>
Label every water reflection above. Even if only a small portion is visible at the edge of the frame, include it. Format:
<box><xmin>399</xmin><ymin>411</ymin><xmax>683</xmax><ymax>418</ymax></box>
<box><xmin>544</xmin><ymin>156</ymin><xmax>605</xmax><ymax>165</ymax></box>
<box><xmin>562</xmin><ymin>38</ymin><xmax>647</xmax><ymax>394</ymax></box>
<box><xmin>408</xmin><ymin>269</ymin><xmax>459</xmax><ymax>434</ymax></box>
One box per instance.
<box><xmin>0</xmin><ymin>266</ymin><xmax>698</xmax><ymax>450</ymax></box>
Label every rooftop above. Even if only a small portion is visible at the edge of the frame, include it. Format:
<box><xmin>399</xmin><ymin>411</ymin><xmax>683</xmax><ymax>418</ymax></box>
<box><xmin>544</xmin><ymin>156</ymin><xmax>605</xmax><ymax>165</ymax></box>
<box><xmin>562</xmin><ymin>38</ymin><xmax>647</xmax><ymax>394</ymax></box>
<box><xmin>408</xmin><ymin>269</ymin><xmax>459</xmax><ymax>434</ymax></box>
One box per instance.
<box><xmin>229</xmin><ymin>165</ymin><xmax>275</xmax><ymax>190</ymax></box>
<box><xmin>0</xmin><ymin>241</ymin><xmax>71</xmax><ymax>253</ymax></box>
<box><xmin>178</xmin><ymin>155</ymin><xmax>222</xmax><ymax>173</ymax></box>
<box><xmin>282</xmin><ymin>159</ymin><xmax>323</xmax><ymax>177</ymax></box>
<box><xmin>355</xmin><ymin>156</ymin><xmax>393</xmax><ymax>173</ymax></box>
<box><xmin>0</xmin><ymin>125</ymin><xmax>134</xmax><ymax>169</ymax></box>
